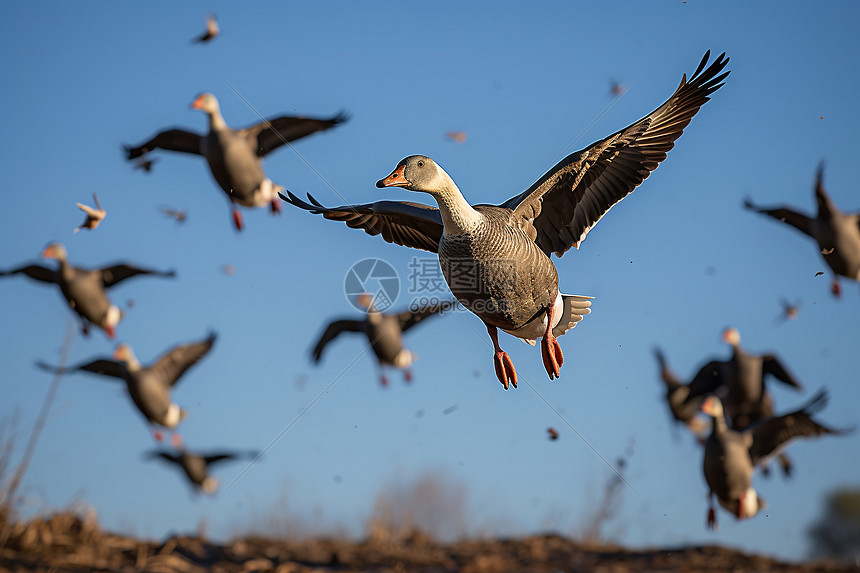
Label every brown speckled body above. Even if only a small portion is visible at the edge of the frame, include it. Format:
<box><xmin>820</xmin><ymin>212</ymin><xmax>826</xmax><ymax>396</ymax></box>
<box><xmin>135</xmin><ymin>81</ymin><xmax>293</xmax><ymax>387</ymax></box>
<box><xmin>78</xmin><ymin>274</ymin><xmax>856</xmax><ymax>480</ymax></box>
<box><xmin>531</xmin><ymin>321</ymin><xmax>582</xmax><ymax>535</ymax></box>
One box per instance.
<box><xmin>439</xmin><ymin>207</ymin><xmax>558</xmax><ymax>330</ymax></box>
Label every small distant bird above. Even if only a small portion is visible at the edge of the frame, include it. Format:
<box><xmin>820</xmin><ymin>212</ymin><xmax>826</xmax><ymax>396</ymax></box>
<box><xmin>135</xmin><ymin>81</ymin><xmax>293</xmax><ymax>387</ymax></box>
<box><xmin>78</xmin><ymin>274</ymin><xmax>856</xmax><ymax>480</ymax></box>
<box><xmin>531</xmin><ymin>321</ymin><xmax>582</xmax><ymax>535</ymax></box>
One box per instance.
<box><xmin>744</xmin><ymin>163</ymin><xmax>860</xmax><ymax>297</ymax></box>
<box><xmin>0</xmin><ymin>243</ymin><xmax>174</xmax><ymax>338</ymax></box>
<box><xmin>125</xmin><ymin>93</ymin><xmax>347</xmax><ymax>231</ymax></box>
<box><xmin>73</xmin><ymin>193</ymin><xmax>106</xmax><ymax>233</ymax></box>
<box><xmin>146</xmin><ymin>448</ymin><xmax>256</xmax><ymax>493</ymax></box>
<box><xmin>776</xmin><ymin>297</ymin><xmax>801</xmax><ymax>324</ymax></box>
<box><xmin>159</xmin><ymin>207</ymin><xmax>188</xmax><ymax>223</ymax></box>
<box><xmin>610</xmin><ymin>80</ymin><xmax>626</xmax><ymax>97</ymax></box>
<box><xmin>222</xmin><ymin>264</ymin><xmax>236</xmax><ymax>276</ymax></box>
<box><xmin>701</xmin><ymin>391</ymin><xmax>850</xmax><ymax>530</ymax></box>
<box><xmin>312</xmin><ymin>295</ymin><xmax>456</xmax><ymax>386</ymax></box>
<box><xmin>446</xmin><ymin>131</ymin><xmax>467</xmax><ymax>143</ymax></box>
<box><xmin>547</xmin><ymin>427</ymin><xmax>559</xmax><ymax>441</ymax></box>
<box><xmin>191</xmin><ymin>14</ymin><xmax>219</xmax><ymax>44</ymax></box>
<box><xmin>37</xmin><ymin>333</ymin><xmax>216</xmax><ymax>444</ymax></box>
<box><xmin>134</xmin><ymin>157</ymin><xmax>158</xmax><ymax>173</ymax></box>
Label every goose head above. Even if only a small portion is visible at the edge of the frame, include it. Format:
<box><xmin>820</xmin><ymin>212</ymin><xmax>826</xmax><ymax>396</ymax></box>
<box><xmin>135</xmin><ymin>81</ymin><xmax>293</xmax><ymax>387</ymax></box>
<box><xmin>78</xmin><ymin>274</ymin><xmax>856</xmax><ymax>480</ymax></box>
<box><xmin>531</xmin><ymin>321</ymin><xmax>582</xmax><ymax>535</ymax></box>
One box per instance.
<box><xmin>722</xmin><ymin>326</ymin><xmax>741</xmax><ymax>348</ymax></box>
<box><xmin>41</xmin><ymin>242</ymin><xmax>68</xmax><ymax>263</ymax></box>
<box><xmin>113</xmin><ymin>343</ymin><xmax>142</xmax><ymax>371</ymax></box>
<box><xmin>191</xmin><ymin>93</ymin><xmax>221</xmax><ymax>116</ymax></box>
<box><xmin>376</xmin><ymin>156</ymin><xmax>457</xmax><ymax>197</ymax></box>
<box><xmin>701</xmin><ymin>395</ymin><xmax>725</xmax><ymax>419</ymax></box>
<box><xmin>201</xmin><ymin>475</ymin><xmax>219</xmax><ymax>493</ymax></box>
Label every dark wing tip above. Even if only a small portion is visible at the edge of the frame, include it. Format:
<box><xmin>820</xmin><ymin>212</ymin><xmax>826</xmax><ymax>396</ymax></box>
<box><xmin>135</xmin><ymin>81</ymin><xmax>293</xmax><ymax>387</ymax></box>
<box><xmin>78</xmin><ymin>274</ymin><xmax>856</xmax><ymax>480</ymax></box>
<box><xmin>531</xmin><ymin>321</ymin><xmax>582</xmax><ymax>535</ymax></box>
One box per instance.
<box><xmin>205</xmin><ymin>331</ymin><xmax>218</xmax><ymax>345</ymax></box>
<box><xmin>333</xmin><ymin>111</ymin><xmax>350</xmax><ymax>124</ymax></box>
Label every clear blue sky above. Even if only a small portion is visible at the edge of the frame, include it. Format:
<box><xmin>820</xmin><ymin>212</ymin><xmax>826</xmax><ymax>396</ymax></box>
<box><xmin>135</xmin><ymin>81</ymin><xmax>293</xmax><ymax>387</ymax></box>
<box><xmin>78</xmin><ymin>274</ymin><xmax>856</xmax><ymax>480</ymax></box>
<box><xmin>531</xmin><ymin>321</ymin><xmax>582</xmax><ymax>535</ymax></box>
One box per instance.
<box><xmin>1</xmin><ymin>1</ymin><xmax>858</xmax><ymax>561</ymax></box>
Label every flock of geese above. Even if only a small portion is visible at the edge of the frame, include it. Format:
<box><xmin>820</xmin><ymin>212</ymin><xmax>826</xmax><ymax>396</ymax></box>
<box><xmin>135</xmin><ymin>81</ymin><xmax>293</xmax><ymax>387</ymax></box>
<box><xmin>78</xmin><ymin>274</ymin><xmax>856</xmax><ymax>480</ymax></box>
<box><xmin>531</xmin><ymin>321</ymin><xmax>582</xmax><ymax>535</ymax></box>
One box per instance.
<box><xmin>1</xmin><ymin>30</ymin><xmax>857</xmax><ymax>529</ymax></box>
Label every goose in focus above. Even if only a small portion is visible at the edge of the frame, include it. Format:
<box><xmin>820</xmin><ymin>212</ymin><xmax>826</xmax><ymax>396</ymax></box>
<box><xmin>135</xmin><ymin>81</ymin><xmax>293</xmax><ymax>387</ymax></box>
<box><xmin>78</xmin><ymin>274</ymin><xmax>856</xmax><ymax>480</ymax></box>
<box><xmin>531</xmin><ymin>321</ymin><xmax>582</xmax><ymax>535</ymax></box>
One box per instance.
<box><xmin>146</xmin><ymin>448</ymin><xmax>256</xmax><ymax>493</ymax></box>
<box><xmin>73</xmin><ymin>193</ymin><xmax>106</xmax><ymax>233</ymax></box>
<box><xmin>124</xmin><ymin>93</ymin><xmax>347</xmax><ymax>230</ymax></box>
<box><xmin>701</xmin><ymin>391</ymin><xmax>849</xmax><ymax>529</ymax></box>
<box><xmin>744</xmin><ymin>163</ymin><xmax>860</xmax><ymax>297</ymax></box>
<box><xmin>284</xmin><ymin>51</ymin><xmax>729</xmax><ymax>389</ymax></box>
<box><xmin>0</xmin><ymin>243</ymin><xmax>175</xmax><ymax>338</ymax></box>
<box><xmin>36</xmin><ymin>333</ymin><xmax>216</xmax><ymax>444</ymax></box>
<box><xmin>313</xmin><ymin>294</ymin><xmax>457</xmax><ymax>386</ymax></box>
<box><xmin>192</xmin><ymin>14</ymin><xmax>219</xmax><ymax>44</ymax></box>
<box><xmin>653</xmin><ymin>348</ymin><xmax>709</xmax><ymax>441</ymax></box>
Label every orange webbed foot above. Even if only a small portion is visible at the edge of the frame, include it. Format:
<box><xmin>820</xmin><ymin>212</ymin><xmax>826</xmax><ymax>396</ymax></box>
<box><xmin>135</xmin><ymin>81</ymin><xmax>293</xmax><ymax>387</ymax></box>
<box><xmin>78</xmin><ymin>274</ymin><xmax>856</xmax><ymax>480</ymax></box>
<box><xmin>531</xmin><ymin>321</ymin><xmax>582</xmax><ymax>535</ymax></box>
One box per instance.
<box><xmin>541</xmin><ymin>334</ymin><xmax>564</xmax><ymax>380</ymax></box>
<box><xmin>493</xmin><ymin>351</ymin><xmax>518</xmax><ymax>390</ymax></box>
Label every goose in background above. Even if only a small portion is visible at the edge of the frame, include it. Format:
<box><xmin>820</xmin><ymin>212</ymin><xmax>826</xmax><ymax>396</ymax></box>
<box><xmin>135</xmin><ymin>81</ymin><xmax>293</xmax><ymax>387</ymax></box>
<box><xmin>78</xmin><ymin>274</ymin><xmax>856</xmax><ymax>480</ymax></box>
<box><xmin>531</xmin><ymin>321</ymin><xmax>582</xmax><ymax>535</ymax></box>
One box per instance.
<box><xmin>745</xmin><ymin>163</ymin><xmax>860</xmax><ymax>297</ymax></box>
<box><xmin>313</xmin><ymin>294</ymin><xmax>457</xmax><ymax>386</ymax></box>
<box><xmin>125</xmin><ymin>92</ymin><xmax>347</xmax><ymax>231</ymax></box>
<box><xmin>284</xmin><ymin>51</ymin><xmax>729</xmax><ymax>389</ymax></box>
<box><xmin>0</xmin><ymin>243</ymin><xmax>174</xmax><ymax>338</ymax></box>
<box><xmin>701</xmin><ymin>391</ymin><xmax>850</xmax><ymax>529</ymax></box>
<box><xmin>36</xmin><ymin>333</ymin><xmax>216</xmax><ymax>444</ymax></box>
<box><xmin>653</xmin><ymin>348</ymin><xmax>709</xmax><ymax>441</ymax></box>
<box><xmin>73</xmin><ymin>193</ymin><xmax>106</xmax><ymax>233</ymax></box>
<box><xmin>191</xmin><ymin>14</ymin><xmax>219</xmax><ymax>44</ymax></box>
<box><xmin>146</xmin><ymin>448</ymin><xmax>257</xmax><ymax>493</ymax></box>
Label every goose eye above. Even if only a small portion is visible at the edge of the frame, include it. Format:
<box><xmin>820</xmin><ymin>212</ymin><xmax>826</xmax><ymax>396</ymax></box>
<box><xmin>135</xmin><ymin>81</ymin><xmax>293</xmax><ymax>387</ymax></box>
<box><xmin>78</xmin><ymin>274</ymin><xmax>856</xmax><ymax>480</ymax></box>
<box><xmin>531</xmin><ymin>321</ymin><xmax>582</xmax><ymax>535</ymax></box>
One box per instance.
<box><xmin>417</xmin><ymin>160</ymin><xmax>424</xmax><ymax>167</ymax></box>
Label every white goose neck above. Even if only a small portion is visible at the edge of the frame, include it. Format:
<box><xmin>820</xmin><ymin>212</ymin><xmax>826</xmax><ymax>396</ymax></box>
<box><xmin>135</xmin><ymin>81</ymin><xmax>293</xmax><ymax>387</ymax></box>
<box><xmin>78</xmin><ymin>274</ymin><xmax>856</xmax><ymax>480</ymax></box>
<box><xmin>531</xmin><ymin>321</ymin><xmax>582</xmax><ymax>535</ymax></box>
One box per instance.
<box><xmin>428</xmin><ymin>182</ymin><xmax>483</xmax><ymax>234</ymax></box>
<box><xmin>208</xmin><ymin>108</ymin><xmax>228</xmax><ymax>131</ymax></box>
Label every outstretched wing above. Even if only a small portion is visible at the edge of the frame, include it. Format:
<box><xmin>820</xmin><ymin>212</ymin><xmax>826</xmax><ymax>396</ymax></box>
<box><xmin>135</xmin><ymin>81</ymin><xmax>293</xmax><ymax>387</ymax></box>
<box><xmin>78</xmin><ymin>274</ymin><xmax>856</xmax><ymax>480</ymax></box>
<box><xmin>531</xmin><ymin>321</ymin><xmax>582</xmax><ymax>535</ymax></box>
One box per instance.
<box><xmin>124</xmin><ymin>129</ymin><xmax>203</xmax><ymax>161</ymax></box>
<box><xmin>743</xmin><ymin>198</ymin><xmax>814</xmax><ymax>238</ymax></box>
<box><xmin>397</xmin><ymin>299</ymin><xmax>458</xmax><ymax>332</ymax></box>
<box><xmin>243</xmin><ymin>112</ymin><xmax>349</xmax><ymax>157</ymax></box>
<box><xmin>282</xmin><ymin>191</ymin><xmax>444</xmax><ymax>253</ymax></box>
<box><xmin>762</xmin><ymin>355</ymin><xmax>803</xmax><ymax>390</ymax></box>
<box><xmin>311</xmin><ymin>319</ymin><xmax>367</xmax><ymax>363</ymax></box>
<box><xmin>502</xmin><ymin>51</ymin><xmax>730</xmax><ymax>257</ymax></box>
<box><xmin>682</xmin><ymin>360</ymin><xmax>726</xmax><ymax>403</ymax></box>
<box><xmin>749</xmin><ymin>390</ymin><xmax>850</xmax><ymax>466</ymax></box>
<box><xmin>100</xmin><ymin>264</ymin><xmax>175</xmax><ymax>288</ymax></box>
<box><xmin>151</xmin><ymin>333</ymin><xmax>217</xmax><ymax>387</ymax></box>
<box><xmin>0</xmin><ymin>264</ymin><xmax>58</xmax><ymax>284</ymax></box>
<box><xmin>36</xmin><ymin>358</ymin><xmax>125</xmax><ymax>380</ymax></box>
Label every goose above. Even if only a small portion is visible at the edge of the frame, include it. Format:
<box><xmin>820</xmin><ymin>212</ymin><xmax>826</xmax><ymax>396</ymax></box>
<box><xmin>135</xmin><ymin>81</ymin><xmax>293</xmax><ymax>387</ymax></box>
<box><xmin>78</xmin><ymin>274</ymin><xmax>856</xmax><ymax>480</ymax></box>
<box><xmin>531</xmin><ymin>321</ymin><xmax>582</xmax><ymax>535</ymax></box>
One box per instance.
<box><xmin>0</xmin><ymin>243</ymin><xmax>174</xmax><ymax>338</ymax></box>
<box><xmin>283</xmin><ymin>51</ymin><xmax>729</xmax><ymax>389</ymax></box>
<box><xmin>701</xmin><ymin>391</ymin><xmax>849</xmax><ymax>529</ymax></box>
<box><xmin>191</xmin><ymin>14</ymin><xmax>218</xmax><ymax>44</ymax></box>
<box><xmin>652</xmin><ymin>348</ymin><xmax>709</xmax><ymax>441</ymax></box>
<box><xmin>36</xmin><ymin>333</ymin><xmax>216</xmax><ymax>444</ymax></box>
<box><xmin>145</xmin><ymin>448</ymin><xmax>256</xmax><ymax>493</ymax></box>
<box><xmin>124</xmin><ymin>93</ymin><xmax>347</xmax><ymax>230</ymax></box>
<box><xmin>73</xmin><ymin>193</ymin><xmax>106</xmax><ymax>233</ymax></box>
<box><xmin>744</xmin><ymin>163</ymin><xmax>860</xmax><ymax>297</ymax></box>
<box><xmin>313</xmin><ymin>294</ymin><xmax>457</xmax><ymax>386</ymax></box>
<box><xmin>680</xmin><ymin>327</ymin><xmax>803</xmax><ymax>475</ymax></box>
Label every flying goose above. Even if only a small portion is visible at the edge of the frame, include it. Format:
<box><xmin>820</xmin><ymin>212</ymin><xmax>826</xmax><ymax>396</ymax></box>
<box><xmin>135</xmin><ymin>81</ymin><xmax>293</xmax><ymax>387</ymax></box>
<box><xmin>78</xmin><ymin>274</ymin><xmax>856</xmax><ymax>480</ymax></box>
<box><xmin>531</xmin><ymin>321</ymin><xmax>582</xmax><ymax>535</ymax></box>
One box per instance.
<box><xmin>145</xmin><ymin>448</ymin><xmax>256</xmax><ymax>493</ymax></box>
<box><xmin>283</xmin><ymin>51</ymin><xmax>729</xmax><ymax>389</ymax></box>
<box><xmin>73</xmin><ymin>193</ymin><xmax>106</xmax><ymax>233</ymax></box>
<box><xmin>191</xmin><ymin>14</ymin><xmax>219</xmax><ymax>44</ymax></box>
<box><xmin>124</xmin><ymin>93</ymin><xmax>347</xmax><ymax>230</ymax></box>
<box><xmin>36</xmin><ymin>333</ymin><xmax>216</xmax><ymax>443</ymax></box>
<box><xmin>0</xmin><ymin>243</ymin><xmax>174</xmax><ymax>338</ymax></box>
<box><xmin>745</xmin><ymin>164</ymin><xmax>860</xmax><ymax>297</ymax></box>
<box><xmin>313</xmin><ymin>294</ymin><xmax>457</xmax><ymax>386</ymax></box>
<box><xmin>701</xmin><ymin>391</ymin><xmax>849</xmax><ymax>529</ymax></box>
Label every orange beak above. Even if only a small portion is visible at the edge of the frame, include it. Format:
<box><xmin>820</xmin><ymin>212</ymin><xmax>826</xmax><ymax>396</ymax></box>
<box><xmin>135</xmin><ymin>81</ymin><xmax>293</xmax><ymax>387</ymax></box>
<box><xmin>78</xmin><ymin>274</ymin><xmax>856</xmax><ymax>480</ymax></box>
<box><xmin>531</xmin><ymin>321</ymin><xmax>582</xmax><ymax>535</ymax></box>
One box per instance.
<box><xmin>41</xmin><ymin>246</ymin><xmax>56</xmax><ymax>259</ymax></box>
<box><xmin>191</xmin><ymin>95</ymin><xmax>205</xmax><ymax>110</ymax></box>
<box><xmin>376</xmin><ymin>165</ymin><xmax>411</xmax><ymax>188</ymax></box>
<box><xmin>701</xmin><ymin>396</ymin><xmax>717</xmax><ymax>416</ymax></box>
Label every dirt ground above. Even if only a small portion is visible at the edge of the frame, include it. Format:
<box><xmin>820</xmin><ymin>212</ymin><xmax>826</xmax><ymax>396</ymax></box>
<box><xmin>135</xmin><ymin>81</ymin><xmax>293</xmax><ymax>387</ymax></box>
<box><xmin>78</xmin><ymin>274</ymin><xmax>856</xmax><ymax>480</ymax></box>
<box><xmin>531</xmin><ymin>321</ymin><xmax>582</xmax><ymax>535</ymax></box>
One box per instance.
<box><xmin>0</xmin><ymin>512</ymin><xmax>856</xmax><ymax>573</ymax></box>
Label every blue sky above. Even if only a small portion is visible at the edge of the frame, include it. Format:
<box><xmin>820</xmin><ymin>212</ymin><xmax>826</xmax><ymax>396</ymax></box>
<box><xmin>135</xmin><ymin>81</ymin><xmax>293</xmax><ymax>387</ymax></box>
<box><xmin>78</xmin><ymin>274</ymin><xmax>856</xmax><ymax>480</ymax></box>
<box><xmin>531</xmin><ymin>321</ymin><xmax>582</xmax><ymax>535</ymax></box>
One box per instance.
<box><xmin>1</xmin><ymin>1</ymin><xmax>858</xmax><ymax>561</ymax></box>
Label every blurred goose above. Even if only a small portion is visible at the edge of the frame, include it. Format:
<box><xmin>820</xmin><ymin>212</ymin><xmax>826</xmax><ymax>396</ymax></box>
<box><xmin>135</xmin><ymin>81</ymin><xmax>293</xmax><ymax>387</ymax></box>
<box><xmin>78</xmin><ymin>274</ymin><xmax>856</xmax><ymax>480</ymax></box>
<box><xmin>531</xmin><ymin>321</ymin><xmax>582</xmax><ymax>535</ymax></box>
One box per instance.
<box><xmin>124</xmin><ymin>92</ymin><xmax>347</xmax><ymax>230</ymax></box>
<box><xmin>284</xmin><ymin>51</ymin><xmax>729</xmax><ymax>389</ymax></box>
<box><xmin>701</xmin><ymin>391</ymin><xmax>849</xmax><ymax>529</ymax></box>
<box><xmin>745</xmin><ymin>164</ymin><xmax>860</xmax><ymax>297</ymax></box>
<box><xmin>191</xmin><ymin>14</ymin><xmax>219</xmax><ymax>44</ymax></box>
<box><xmin>37</xmin><ymin>333</ymin><xmax>216</xmax><ymax>443</ymax></box>
<box><xmin>0</xmin><ymin>243</ymin><xmax>174</xmax><ymax>338</ymax></box>
<box><xmin>313</xmin><ymin>294</ymin><xmax>457</xmax><ymax>386</ymax></box>
<box><xmin>653</xmin><ymin>348</ymin><xmax>708</xmax><ymax>441</ymax></box>
<box><xmin>73</xmin><ymin>193</ymin><xmax>106</xmax><ymax>233</ymax></box>
<box><xmin>146</xmin><ymin>448</ymin><xmax>256</xmax><ymax>493</ymax></box>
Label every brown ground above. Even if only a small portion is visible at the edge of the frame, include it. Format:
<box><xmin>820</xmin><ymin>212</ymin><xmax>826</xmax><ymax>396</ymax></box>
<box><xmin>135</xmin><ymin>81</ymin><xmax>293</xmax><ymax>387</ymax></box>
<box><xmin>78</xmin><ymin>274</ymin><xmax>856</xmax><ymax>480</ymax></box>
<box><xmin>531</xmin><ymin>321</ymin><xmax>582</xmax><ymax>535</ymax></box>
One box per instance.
<box><xmin>0</xmin><ymin>512</ymin><xmax>856</xmax><ymax>573</ymax></box>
